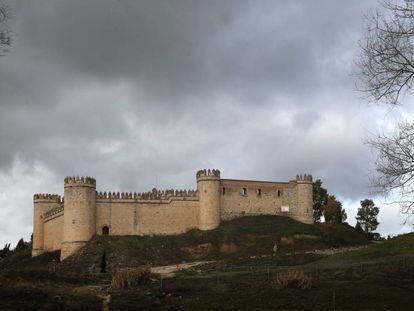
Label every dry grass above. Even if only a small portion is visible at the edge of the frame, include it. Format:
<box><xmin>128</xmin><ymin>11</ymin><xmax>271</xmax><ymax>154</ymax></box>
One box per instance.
<box><xmin>111</xmin><ymin>267</ymin><xmax>151</xmax><ymax>289</ymax></box>
<box><xmin>272</xmin><ymin>269</ymin><xmax>312</xmax><ymax>290</ymax></box>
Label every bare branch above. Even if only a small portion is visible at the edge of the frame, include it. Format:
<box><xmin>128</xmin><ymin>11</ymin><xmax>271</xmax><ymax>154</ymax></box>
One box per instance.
<box><xmin>368</xmin><ymin>121</ymin><xmax>414</xmax><ymax>223</ymax></box>
<box><xmin>356</xmin><ymin>0</ymin><xmax>414</xmax><ymax>105</ymax></box>
<box><xmin>0</xmin><ymin>2</ymin><xmax>11</xmax><ymax>55</ymax></box>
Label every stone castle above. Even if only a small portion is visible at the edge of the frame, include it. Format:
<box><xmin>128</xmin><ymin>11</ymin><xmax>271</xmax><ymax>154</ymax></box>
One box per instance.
<box><xmin>32</xmin><ymin>169</ymin><xmax>313</xmax><ymax>260</ymax></box>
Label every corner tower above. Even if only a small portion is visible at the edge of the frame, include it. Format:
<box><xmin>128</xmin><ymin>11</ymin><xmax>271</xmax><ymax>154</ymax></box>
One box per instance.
<box><xmin>197</xmin><ymin>169</ymin><xmax>221</xmax><ymax>230</ymax></box>
<box><xmin>294</xmin><ymin>174</ymin><xmax>313</xmax><ymax>224</ymax></box>
<box><xmin>32</xmin><ymin>194</ymin><xmax>62</xmax><ymax>257</ymax></box>
<box><xmin>61</xmin><ymin>176</ymin><xmax>96</xmax><ymax>260</ymax></box>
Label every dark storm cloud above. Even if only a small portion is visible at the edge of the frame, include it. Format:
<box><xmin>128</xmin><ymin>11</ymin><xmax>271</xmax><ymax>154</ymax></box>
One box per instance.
<box><xmin>3</xmin><ymin>0</ymin><xmax>411</xmax><ymax>245</ymax></box>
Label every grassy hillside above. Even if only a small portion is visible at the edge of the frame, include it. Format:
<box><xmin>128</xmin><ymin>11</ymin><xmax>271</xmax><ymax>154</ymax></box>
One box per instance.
<box><xmin>59</xmin><ymin>215</ymin><xmax>368</xmax><ymax>273</ymax></box>
<box><xmin>325</xmin><ymin>232</ymin><xmax>414</xmax><ymax>262</ymax></box>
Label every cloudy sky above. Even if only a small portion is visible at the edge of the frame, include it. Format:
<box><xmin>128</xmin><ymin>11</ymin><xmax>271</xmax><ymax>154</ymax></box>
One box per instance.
<box><xmin>1</xmin><ymin>0</ymin><xmax>413</xmax><ymax>246</ymax></box>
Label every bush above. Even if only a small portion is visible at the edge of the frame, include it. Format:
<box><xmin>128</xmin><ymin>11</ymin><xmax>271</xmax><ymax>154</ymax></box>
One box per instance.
<box><xmin>111</xmin><ymin>267</ymin><xmax>151</xmax><ymax>289</ymax></box>
<box><xmin>272</xmin><ymin>269</ymin><xmax>312</xmax><ymax>290</ymax></box>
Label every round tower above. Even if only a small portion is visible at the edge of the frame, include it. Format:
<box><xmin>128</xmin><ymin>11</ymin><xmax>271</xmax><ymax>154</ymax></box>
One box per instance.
<box><xmin>294</xmin><ymin>174</ymin><xmax>314</xmax><ymax>224</ymax></box>
<box><xmin>197</xmin><ymin>169</ymin><xmax>221</xmax><ymax>230</ymax></box>
<box><xmin>61</xmin><ymin>176</ymin><xmax>96</xmax><ymax>260</ymax></box>
<box><xmin>32</xmin><ymin>194</ymin><xmax>62</xmax><ymax>257</ymax></box>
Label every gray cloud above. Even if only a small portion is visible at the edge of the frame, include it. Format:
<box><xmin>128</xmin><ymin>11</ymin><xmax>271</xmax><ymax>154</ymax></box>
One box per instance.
<box><xmin>1</xmin><ymin>0</ymin><xmax>412</xmax><ymax>245</ymax></box>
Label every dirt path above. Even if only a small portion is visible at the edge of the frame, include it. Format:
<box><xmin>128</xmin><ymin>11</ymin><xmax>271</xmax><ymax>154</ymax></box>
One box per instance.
<box><xmin>150</xmin><ymin>261</ymin><xmax>214</xmax><ymax>277</ymax></box>
<box><xmin>291</xmin><ymin>245</ymin><xmax>368</xmax><ymax>256</ymax></box>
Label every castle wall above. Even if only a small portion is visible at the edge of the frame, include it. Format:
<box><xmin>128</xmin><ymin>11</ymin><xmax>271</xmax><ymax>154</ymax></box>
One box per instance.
<box><xmin>197</xmin><ymin>169</ymin><xmax>221</xmax><ymax>230</ymax></box>
<box><xmin>33</xmin><ymin>171</ymin><xmax>314</xmax><ymax>260</ymax></box>
<box><xmin>95</xmin><ymin>196</ymin><xmax>199</xmax><ymax>236</ymax></box>
<box><xmin>61</xmin><ymin>177</ymin><xmax>96</xmax><ymax>260</ymax></box>
<box><xmin>219</xmin><ymin>179</ymin><xmax>298</xmax><ymax>220</ymax></box>
<box><xmin>43</xmin><ymin>214</ymin><xmax>63</xmax><ymax>251</ymax></box>
<box><xmin>32</xmin><ymin>195</ymin><xmax>62</xmax><ymax>257</ymax></box>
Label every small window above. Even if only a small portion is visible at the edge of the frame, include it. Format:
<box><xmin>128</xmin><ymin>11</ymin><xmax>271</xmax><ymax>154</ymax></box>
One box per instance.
<box><xmin>241</xmin><ymin>188</ymin><xmax>247</xmax><ymax>196</ymax></box>
<box><xmin>222</xmin><ymin>187</ymin><xmax>226</xmax><ymax>195</ymax></box>
<box><xmin>257</xmin><ymin>189</ymin><xmax>262</xmax><ymax>196</ymax></box>
<box><xmin>277</xmin><ymin>190</ymin><xmax>281</xmax><ymax>197</ymax></box>
<box><xmin>102</xmin><ymin>226</ymin><xmax>109</xmax><ymax>235</ymax></box>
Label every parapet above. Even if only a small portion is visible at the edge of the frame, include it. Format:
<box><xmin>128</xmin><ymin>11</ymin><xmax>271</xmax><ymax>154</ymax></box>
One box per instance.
<box><xmin>295</xmin><ymin>174</ymin><xmax>313</xmax><ymax>182</ymax></box>
<box><xmin>96</xmin><ymin>188</ymin><xmax>198</xmax><ymax>200</ymax></box>
<box><xmin>43</xmin><ymin>205</ymin><xmax>64</xmax><ymax>220</ymax></box>
<box><xmin>33</xmin><ymin>193</ymin><xmax>62</xmax><ymax>203</ymax></box>
<box><xmin>196</xmin><ymin>169</ymin><xmax>221</xmax><ymax>180</ymax></box>
<box><xmin>64</xmin><ymin>176</ymin><xmax>96</xmax><ymax>188</ymax></box>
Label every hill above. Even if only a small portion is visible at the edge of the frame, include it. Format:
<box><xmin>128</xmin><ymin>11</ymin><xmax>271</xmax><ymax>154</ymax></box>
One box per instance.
<box><xmin>2</xmin><ymin>216</ymin><xmax>414</xmax><ymax>310</ymax></box>
<box><xmin>58</xmin><ymin>215</ymin><xmax>368</xmax><ymax>273</ymax></box>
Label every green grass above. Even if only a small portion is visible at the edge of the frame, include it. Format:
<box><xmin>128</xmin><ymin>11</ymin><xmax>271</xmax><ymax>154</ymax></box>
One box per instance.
<box><xmin>58</xmin><ymin>216</ymin><xmax>368</xmax><ymax>273</ymax></box>
<box><xmin>326</xmin><ymin>232</ymin><xmax>414</xmax><ymax>262</ymax></box>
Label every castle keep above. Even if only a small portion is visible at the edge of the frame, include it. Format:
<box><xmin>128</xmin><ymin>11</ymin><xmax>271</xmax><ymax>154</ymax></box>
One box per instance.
<box><xmin>32</xmin><ymin>169</ymin><xmax>313</xmax><ymax>260</ymax></box>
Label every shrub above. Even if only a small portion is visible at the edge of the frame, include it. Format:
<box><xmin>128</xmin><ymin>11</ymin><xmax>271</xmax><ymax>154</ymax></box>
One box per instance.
<box><xmin>272</xmin><ymin>269</ymin><xmax>312</xmax><ymax>290</ymax></box>
<box><xmin>111</xmin><ymin>267</ymin><xmax>151</xmax><ymax>289</ymax></box>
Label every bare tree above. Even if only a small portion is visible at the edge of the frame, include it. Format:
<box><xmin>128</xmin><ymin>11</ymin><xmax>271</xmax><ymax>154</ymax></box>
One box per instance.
<box><xmin>0</xmin><ymin>3</ymin><xmax>11</xmax><ymax>55</ymax></box>
<box><xmin>357</xmin><ymin>1</ymin><xmax>414</xmax><ymax>224</ymax></box>
<box><xmin>357</xmin><ymin>0</ymin><xmax>414</xmax><ymax>105</ymax></box>
<box><xmin>369</xmin><ymin>122</ymin><xmax>414</xmax><ymax>224</ymax></box>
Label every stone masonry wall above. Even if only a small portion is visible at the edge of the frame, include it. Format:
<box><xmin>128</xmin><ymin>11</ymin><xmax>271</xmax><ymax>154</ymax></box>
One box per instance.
<box><xmin>220</xmin><ymin>179</ymin><xmax>298</xmax><ymax>220</ymax></box>
<box><xmin>95</xmin><ymin>197</ymin><xmax>199</xmax><ymax>236</ymax></box>
<box><xmin>43</xmin><ymin>212</ymin><xmax>63</xmax><ymax>251</ymax></box>
<box><xmin>33</xmin><ymin>171</ymin><xmax>313</xmax><ymax>259</ymax></box>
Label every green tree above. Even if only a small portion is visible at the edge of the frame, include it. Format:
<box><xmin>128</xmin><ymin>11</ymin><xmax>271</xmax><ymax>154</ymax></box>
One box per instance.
<box><xmin>313</xmin><ymin>179</ymin><xmax>328</xmax><ymax>223</ymax></box>
<box><xmin>356</xmin><ymin>199</ymin><xmax>380</xmax><ymax>234</ymax></box>
<box><xmin>324</xmin><ymin>195</ymin><xmax>347</xmax><ymax>224</ymax></box>
<box><xmin>355</xmin><ymin>221</ymin><xmax>364</xmax><ymax>233</ymax></box>
<box><xmin>0</xmin><ymin>243</ymin><xmax>11</xmax><ymax>259</ymax></box>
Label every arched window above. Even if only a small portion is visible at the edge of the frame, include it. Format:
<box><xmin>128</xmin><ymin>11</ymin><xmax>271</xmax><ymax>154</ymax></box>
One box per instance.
<box><xmin>102</xmin><ymin>225</ymin><xmax>109</xmax><ymax>235</ymax></box>
<box><xmin>241</xmin><ymin>188</ymin><xmax>247</xmax><ymax>196</ymax></box>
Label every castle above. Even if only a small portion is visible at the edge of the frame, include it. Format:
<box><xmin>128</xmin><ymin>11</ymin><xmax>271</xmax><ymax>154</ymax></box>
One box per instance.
<box><xmin>32</xmin><ymin>169</ymin><xmax>313</xmax><ymax>260</ymax></box>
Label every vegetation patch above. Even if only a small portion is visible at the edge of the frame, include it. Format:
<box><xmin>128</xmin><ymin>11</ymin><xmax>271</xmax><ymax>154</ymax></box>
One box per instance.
<box><xmin>111</xmin><ymin>267</ymin><xmax>151</xmax><ymax>289</ymax></box>
<box><xmin>272</xmin><ymin>269</ymin><xmax>312</xmax><ymax>290</ymax></box>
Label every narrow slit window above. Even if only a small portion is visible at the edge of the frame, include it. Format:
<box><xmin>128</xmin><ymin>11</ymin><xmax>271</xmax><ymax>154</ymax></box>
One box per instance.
<box><xmin>277</xmin><ymin>190</ymin><xmax>281</xmax><ymax>197</ymax></box>
<box><xmin>257</xmin><ymin>189</ymin><xmax>262</xmax><ymax>196</ymax></box>
<box><xmin>241</xmin><ymin>188</ymin><xmax>247</xmax><ymax>196</ymax></box>
<box><xmin>222</xmin><ymin>187</ymin><xmax>226</xmax><ymax>195</ymax></box>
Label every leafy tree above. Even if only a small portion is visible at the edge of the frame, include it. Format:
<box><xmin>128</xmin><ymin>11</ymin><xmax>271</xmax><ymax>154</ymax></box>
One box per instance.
<box><xmin>0</xmin><ymin>243</ymin><xmax>11</xmax><ymax>259</ymax></box>
<box><xmin>313</xmin><ymin>179</ymin><xmax>328</xmax><ymax>223</ymax></box>
<box><xmin>324</xmin><ymin>195</ymin><xmax>347</xmax><ymax>224</ymax></box>
<box><xmin>356</xmin><ymin>199</ymin><xmax>380</xmax><ymax>235</ymax></box>
<box><xmin>355</xmin><ymin>221</ymin><xmax>364</xmax><ymax>234</ymax></box>
<box><xmin>14</xmin><ymin>238</ymin><xmax>29</xmax><ymax>252</ymax></box>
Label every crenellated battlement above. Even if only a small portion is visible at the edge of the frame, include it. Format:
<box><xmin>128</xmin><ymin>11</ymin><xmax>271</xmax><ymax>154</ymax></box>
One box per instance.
<box><xmin>64</xmin><ymin>176</ymin><xmax>96</xmax><ymax>187</ymax></box>
<box><xmin>33</xmin><ymin>193</ymin><xmax>63</xmax><ymax>203</ymax></box>
<box><xmin>33</xmin><ymin>169</ymin><xmax>314</xmax><ymax>260</ymax></box>
<box><xmin>196</xmin><ymin>169</ymin><xmax>221</xmax><ymax>180</ymax></box>
<box><xmin>96</xmin><ymin>188</ymin><xmax>198</xmax><ymax>200</ymax></box>
<box><xmin>295</xmin><ymin>174</ymin><xmax>313</xmax><ymax>182</ymax></box>
<box><xmin>43</xmin><ymin>205</ymin><xmax>64</xmax><ymax>220</ymax></box>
